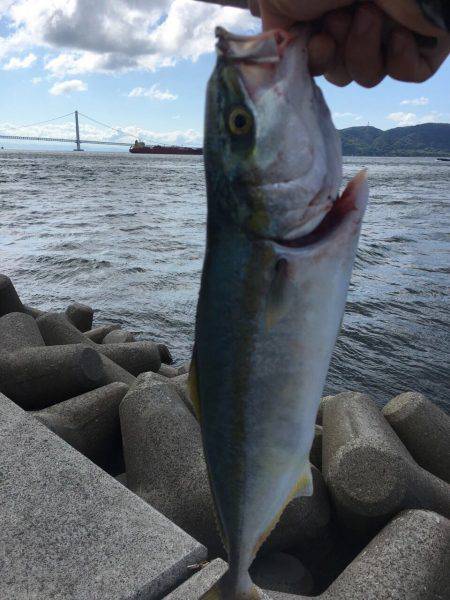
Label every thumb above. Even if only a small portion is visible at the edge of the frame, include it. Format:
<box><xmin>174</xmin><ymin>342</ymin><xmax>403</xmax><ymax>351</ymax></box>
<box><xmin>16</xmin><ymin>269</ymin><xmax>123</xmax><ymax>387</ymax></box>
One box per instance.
<box><xmin>257</xmin><ymin>0</ymin><xmax>295</xmax><ymax>31</ymax></box>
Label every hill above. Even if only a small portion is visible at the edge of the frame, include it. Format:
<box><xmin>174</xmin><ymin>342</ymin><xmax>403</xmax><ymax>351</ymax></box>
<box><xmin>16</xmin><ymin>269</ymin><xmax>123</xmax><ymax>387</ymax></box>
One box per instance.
<box><xmin>339</xmin><ymin>123</ymin><xmax>450</xmax><ymax>157</ymax></box>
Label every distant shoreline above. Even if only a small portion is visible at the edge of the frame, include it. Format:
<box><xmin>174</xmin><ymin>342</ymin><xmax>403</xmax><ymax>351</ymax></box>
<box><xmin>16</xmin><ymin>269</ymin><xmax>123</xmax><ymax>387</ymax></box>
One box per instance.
<box><xmin>340</xmin><ymin>123</ymin><xmax>450</xmax><ymax>158</ymax></box>
<box><xmin>2</xmin><ymin>122</ymin><xmax>449</xmax><ymax>157</ymax></box>
<box><xmin>1</xmin><ymin>148</ymin><xmax>449</xmax><ymax>158</ymax></box>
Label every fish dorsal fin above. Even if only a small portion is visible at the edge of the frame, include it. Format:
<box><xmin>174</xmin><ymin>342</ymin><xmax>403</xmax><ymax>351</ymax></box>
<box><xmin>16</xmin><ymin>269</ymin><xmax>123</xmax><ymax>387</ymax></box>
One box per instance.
<box><xmin>188</xmin><ymin>346</ymin><xmax>201</xmax><ymax>422</ymax></box>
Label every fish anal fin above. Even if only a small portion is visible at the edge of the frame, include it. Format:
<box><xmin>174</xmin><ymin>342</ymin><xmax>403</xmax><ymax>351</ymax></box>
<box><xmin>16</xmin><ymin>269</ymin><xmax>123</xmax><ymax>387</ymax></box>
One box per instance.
<box><xmin>252</xmin><ymin>462</ymin><xmax>315</xmax><ymax>557</ymax></box>
<box><xmin>293</xmin><ymin>462</ymin><xmax>314</xmax><ymax>498</ymax></box>
<box><xmin>188</xmin><ymin>348</ymin><xmax>201</xmax><ymax>422</ymax></box>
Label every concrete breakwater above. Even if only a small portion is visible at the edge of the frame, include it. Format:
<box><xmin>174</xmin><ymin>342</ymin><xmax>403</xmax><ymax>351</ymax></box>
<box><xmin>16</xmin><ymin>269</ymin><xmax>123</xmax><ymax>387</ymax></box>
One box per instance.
<box><xmin>0</xmin><ymin>272</ymin><xmax>449</xmax><ymax>599</ymax></box>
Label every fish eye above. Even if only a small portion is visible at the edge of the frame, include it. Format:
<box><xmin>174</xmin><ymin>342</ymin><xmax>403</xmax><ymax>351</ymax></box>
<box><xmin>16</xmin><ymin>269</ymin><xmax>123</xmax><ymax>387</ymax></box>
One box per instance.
<box><xmin>228</xmin><ymin>107</ymin><xmax>253</xmax><ymax>136</ymax></box>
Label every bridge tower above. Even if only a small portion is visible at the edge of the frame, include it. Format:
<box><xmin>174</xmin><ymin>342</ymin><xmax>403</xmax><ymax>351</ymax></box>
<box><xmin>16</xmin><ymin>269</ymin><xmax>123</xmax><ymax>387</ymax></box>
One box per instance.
<box><xmin>74</xmin><ymin>110</ymin><xmax>83</xmax><ymax>151</ymax></box>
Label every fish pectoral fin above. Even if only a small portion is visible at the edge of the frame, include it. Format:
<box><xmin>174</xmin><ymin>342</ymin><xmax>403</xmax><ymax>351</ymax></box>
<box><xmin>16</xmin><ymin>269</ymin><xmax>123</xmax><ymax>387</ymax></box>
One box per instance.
<box><xmin>293</xmin><ymin>462</ymin><xmax>314</xmax><ymax>498</ymax></box>
<box><xmin>265</xmin><ymin>257</ymin><xmax>291</xmax><ymax>331</ymax></box>
<box><xmin>188</xmin><ymin>347</ymin><xmax>201</xmax><ymax>422</ymax></box>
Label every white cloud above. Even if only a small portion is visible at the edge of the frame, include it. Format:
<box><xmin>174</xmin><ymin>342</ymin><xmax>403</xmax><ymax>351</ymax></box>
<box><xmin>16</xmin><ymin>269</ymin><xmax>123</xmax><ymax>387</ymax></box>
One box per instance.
<box><xmin>0</xmin><ymin>0</ymin><xmax>258</xmax><ymax>76</ymax></box>
<box><xmin>128</xmin><ymin>84</ymin><xmax>177</xmax><ymax>101</ymax></box>
<box><xmin>31</xmin><ymin>76</ymin><xmax>42</xmax><ymax>84</ymax></box>
<box><xmin>400</xmin><ymin>97</ymin><xmax>429</xmax><ymax>106</ymax></box>
<box><xmin>387</xmin><ymin>110</ymin><xmax>447</xmax><ymax>127</ymax></box>
<box><xmin>333</xmin><ymin>112</ymin><xmax>363</xmax><ymax>121</ymax></box>
<box><xmin>0</xmin><ymin>117</ymin><xmax>202</xmax><ymax>147</ymax></box>
<box><xmin>3</xmin><ymin>52</ymin><xmax>36</xmax><ymax>70</ymax></box>
<box><xmin>387</xmin><ymin>112</ymin><xmax>418</xmax><ymax>126</ymax></box>
<box><xmin>49</xmin><ymin>78</ymin><xmax>87</xmax><ymax>95</ymax></box>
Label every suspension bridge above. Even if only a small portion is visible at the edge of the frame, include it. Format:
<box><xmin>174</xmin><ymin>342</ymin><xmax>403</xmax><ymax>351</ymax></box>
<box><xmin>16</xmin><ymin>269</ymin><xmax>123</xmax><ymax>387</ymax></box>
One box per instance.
<box><xmin>0</xmin><ymin>111</ymin><xmax>149</xmax><ymax>151</ymax></box>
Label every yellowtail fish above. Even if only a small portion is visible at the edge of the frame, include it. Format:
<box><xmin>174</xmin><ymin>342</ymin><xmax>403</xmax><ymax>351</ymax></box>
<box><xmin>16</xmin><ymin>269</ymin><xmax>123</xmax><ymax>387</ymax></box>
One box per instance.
<box><xmin>190</xmin><ymin>26</ymin><xmax>369</xmax><ymax>600</ymax></box>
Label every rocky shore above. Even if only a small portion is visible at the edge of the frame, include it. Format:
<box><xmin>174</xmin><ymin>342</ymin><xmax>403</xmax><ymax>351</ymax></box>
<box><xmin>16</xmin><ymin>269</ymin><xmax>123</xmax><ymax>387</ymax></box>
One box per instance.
<box><xmin>1</xmin><ymin>272</ymin><xmax>449</xmax><ymax>599</ymax></box>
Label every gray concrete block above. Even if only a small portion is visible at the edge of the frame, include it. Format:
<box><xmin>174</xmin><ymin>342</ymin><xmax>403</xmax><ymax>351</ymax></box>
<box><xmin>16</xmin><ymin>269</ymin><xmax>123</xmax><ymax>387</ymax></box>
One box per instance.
<box><xmin>37</xmin><ymin>311</ymin><xmax>97</xmax><ymax>346</ymax></box>
<box><xmin>177</xmin><ymin>360</ymin><xmax>190</xmax><ymax>375</ymax></box>
<box><xmin>0</xmin><ymin>391</ymin><xmax>206</xmax><ymax>599</ymax></box>
<box><xmin>0</xmin><ymin>312</ymin><xmax>45</xmax><ymax>352</ymax></box>
<box><xmin>316</xmin><ymin>395</ymin><xmax>336</xmax><ymax>426</ymax></box>
<box><xmin>159</xmin><ymin>343</ymin><xmax>174</xmax><ymax>365</ymax></box>
<box><xmin>98</xmin><ymin>353</ymin><xmax>136</xmax><ymax>386</ymax></box>
<box><xmin>31</xmin><ymin>382</ymin><xmax>129</xmax><ymax>475</ymax></box>
<box><xmin>159</xmin><ymin>364</ymin><xmax>179</xmax><ymax>378</ymax></box>
<box><xmin>310</xmin><ymin>424</ymin><xmax>323</xmax><ymax>470</ymax></box>
<box><xmin>167</xmin><ymin>511</ymin><xmax>450</xmax><ymax>600</ymax></box>
<box><xmin>102</xmin><ymin>329</ymin><xmax>136</xmax><ymax>344</ymax></box>
<box><xmin>164</xmin><ymin>559</ymin><xmax>275</xmax><ymax>600</ymax></box>
<box><xmin>170</xmin><ymin>372</ymin><xmax>196</xmax><ymax>416</ymax></box>
<box><xmin>269</xmin><ymin>593</ymin><xmax>299</xmax><ymax>600</ymax></box>
<box><xmin>37</xmin><ymin>313</ymin><xmax>153</xmax><ymax>379</ymax></box>
<box><xmin>250</xmin><ymin>553</ymin><xmax>314</xmax><ymax>595</ymax></box>
<box><xmin>121</xmin><ymin>375</ymin><xmax>333</xmax><ymax>561</ymax></box>
<box><xmin>164</xmin><ymin>559</ymin><xmax>228</xmax><ymax>599</ymax></box>
<box><xmin>322</xmin><ymin>392</ymin><xmax>450</xmax><ymax>539</ymax></box>
<box><xmin>103</xmin><ymin>329</ymin><xmax>136</xmax><ymax>344</ymax></box>
<box><xmin>0</xmin><ymin>274</ymin><xmax>24</xmax><ymax>316</ymax></box>
<box><xmin>261</xmin><ymin>466</ymin><xmax>333</xmax><ymax>561</ymax></box>
<box><xmin>383</xmin><ymin>392</ymin><xmax>450</xmax><ymax>484</ymax></box>
<box><xmin>23</xmin><ymin>304</ymin><xmax>45</xmax><ymax>319</ymax></box>
<box><xmin>65</xmin><ymin>302</ymin><xmax>94</xmax><ymax>332</ymax></box>
<box><xmin>84</xmin><ymin>323</ymin><xmax>120</xmax><ymax>343</ymax></box>
<box><xmin>101</xmin><ymin>341</ymin><xmax>161</xmax><ymax>376</ymax></box>
<box><xmin>115</xmin><ymin>472</ymin><xmax>127</xmax><ymax>487</ymax></box>
<box><xmin>0</xmin><ymin>344</ymin><xmax>105</xmax><ymax>410</ymax></box>
<box><xmin>120</xmin><ymin>374</ymin><xmax>220</xmax><ymax>556</ymax></box>
<box><xmin>320</xmin><ymin>510</ymin><xmax>450</xmax><ymax>600</ymax></box>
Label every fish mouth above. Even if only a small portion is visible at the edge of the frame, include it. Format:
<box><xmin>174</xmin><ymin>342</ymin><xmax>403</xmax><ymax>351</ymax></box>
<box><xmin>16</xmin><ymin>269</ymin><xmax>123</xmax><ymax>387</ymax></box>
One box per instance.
<box><xmin>269</xmin><ymin>170</ymin><xmax>368</xmax><ymax>249</ymax></box>
<box><xmin>216</xmin><ymin>27</ymin><xmax>294</xmax><ymax>63</ymax></box>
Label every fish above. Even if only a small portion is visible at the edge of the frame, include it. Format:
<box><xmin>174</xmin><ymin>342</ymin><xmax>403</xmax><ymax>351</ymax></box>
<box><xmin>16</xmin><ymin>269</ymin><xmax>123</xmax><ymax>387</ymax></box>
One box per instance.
<box><xmin>190</xmin><ymin>25</ymin><xmax>369</xmax><ymax>600</ymax></box>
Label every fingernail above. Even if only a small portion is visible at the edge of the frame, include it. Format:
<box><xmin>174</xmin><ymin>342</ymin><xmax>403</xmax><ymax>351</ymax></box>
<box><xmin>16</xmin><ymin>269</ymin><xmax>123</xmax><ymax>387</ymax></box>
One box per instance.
<box><xmin>355</xmin><ymin>7</ymin><xmax>374</xmax><ymax>36</ymax></box>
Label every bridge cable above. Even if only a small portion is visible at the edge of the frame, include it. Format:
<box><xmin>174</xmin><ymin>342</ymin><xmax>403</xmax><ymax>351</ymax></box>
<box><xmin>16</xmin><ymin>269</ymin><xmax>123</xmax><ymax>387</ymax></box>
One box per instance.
<box><xmin>78</xmin><ymin>112</ymin><xmax>135</xmax><ymax>140</ymax></box>
<box><xmin>7</xmin><ymin>111</ymin><xmax>75</xmax><ymax>131</ymax></box>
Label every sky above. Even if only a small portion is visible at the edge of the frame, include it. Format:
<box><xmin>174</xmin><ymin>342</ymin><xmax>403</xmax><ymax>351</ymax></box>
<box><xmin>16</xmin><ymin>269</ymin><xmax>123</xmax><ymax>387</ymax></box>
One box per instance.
<box><xmin>0</xmin><ymin>0</ymin><xmax>449</xmax><ymax>151</ymax></box>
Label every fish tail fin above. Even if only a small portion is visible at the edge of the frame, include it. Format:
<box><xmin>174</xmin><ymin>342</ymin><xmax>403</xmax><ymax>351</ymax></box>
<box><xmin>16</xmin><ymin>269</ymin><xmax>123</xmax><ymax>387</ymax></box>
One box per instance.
<box><xmin>199</xmin><ymin>569</ymin><xmax>261</xmax><ymax>600</ymax></box>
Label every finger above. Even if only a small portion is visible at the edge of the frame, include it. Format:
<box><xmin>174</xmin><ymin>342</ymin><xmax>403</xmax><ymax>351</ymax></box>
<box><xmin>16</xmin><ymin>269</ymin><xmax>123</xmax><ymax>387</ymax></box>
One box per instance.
<box><xmin>249</xmin><ymin>0</ymin><xmax>260</xmax><ymax>17</ymax></box>
<box><xmin>259</xmin><ymin>4</ymin><xmax>293</xmax><ymax>31</ymax></box>
<box><xmin>325</xmin><ymin>57</ymin><xmax>353</xmax><ymax>87</ymax></box>
<box><xmin>322</xmin><ymin>8</ymin><xmax>353</xmax><ymax>87</ymax></box>
<box><xmin>345</xmin><ymin>2</ymin><xmax>386</xmax><ymax>88</ymax></box>
<box><xmin>420</xmin><ymin>32</ymin><xmax>450</xmax><ymax>73</ymax></box>
<box><xmin>259</xmin><ymin>0</ymin><xmax>354</xmax><ymax>23</ymax></box>
<box><xmin>308</xmin><ymin>32</ymin><xmax>336</xmax><ymax>76</ymax></box>
<box><xmin>324</xmin><ymin>7</ymin><xmax>353</xmax><ymax>45</ymax></box>
<box><xmin>387</xmin><ymin>26</ymin><xmax>450</xmax><ymax>82</ymax></box>
<box><xmin>375</xmin><ymin>0</ymin><xmax>445</xmax><ymax>37</ymax></box>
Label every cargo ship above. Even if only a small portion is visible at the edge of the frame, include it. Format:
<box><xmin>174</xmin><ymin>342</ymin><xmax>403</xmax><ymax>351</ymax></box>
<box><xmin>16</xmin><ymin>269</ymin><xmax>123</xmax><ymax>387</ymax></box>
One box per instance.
<box><xmin>129</xmin><ymin>140</ymin><xmax>202</xmax><ymax>155</ymax></box>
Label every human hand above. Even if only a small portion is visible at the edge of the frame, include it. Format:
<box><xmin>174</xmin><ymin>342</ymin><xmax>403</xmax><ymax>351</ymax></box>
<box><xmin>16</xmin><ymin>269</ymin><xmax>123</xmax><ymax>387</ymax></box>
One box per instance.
<box><xmin>249</xmin><ymin>0</ymin><xmax>450</xmax><ymax>87</ymax></box>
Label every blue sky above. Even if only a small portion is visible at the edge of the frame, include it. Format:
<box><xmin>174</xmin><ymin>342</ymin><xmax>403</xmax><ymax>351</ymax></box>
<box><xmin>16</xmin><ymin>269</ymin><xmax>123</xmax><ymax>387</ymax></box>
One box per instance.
<box><xmin>0</xmin><ymin>0</ymin><xmax>448</xmax><ymax>151</ymax></box>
